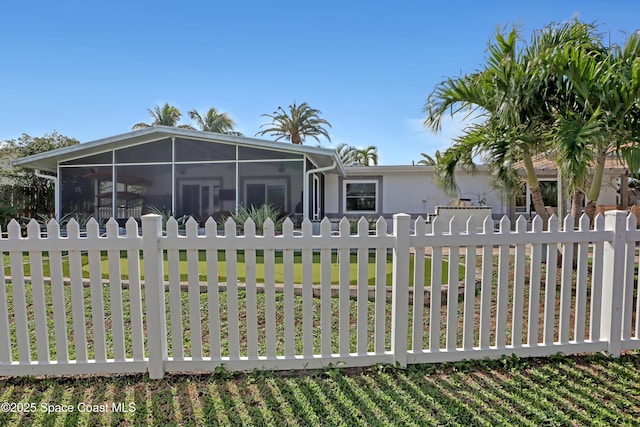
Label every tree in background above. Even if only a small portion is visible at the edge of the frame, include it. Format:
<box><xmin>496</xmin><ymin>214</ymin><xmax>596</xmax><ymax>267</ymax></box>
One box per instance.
<box><xmin>132</xmin><ymin>103</ymin><xmax>193</xmax><ymax>130</ymax></box>
<box><xmin>352</xmin><ymin>145</ymin><xmax>379</xmax><ymax>166</ymax></box>
<box><xmin>257</xmin><ymin>101</ymin><xmax>331</xmax><ymax>145</ymax></box>
<box><xmin>0</xmin><ymin>132</ymin><xmax>79</xmax><ymax>221</ymax></box>
<box><xmin>188</xmin><ymin>107</ymin><xmax>238</xmax><ymax>134</ymax></box>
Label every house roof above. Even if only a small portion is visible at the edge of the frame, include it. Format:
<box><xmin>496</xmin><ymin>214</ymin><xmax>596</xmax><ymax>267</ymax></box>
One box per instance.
<box><xmin>514</xmin><ymin>152</ymin><xmax>628</xmax><ymax>177</ymax></box>
<box><xmin>12</xmin><ymin>126</ymin><xmax>345</xmax><ymax>175</ymax></box>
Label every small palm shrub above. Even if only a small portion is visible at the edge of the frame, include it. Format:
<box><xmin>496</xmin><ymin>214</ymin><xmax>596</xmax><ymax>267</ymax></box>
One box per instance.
<box><xmin>219</xmin><ymin>204</ymin><xmax>287</xmax><ymax>234</ymax></box>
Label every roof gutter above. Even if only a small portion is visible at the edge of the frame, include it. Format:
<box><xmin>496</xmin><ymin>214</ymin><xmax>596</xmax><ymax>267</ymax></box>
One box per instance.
<box><xmin>304</xmin><ymin>159</ymin><xmax>337</xmax><ymax>221</ymax></box>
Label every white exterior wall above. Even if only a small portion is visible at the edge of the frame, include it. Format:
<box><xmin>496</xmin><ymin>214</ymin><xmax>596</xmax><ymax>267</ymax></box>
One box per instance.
<box><xmin>323</xmin><ymin>166</ymin><xmax>507</xmax><ymax>219</ymax></box>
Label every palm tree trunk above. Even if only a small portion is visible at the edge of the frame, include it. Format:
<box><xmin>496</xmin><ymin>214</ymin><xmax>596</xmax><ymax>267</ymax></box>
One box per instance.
<box><xmin>585</xmin><ymin>152</ymin><xmax>607</xmax><ymax>225</ymax></box>
<box><xmin>522</xmin><ymin>150</ymin><xmax>550</xmax><ymax>228</ymax></box>
<box><xmin>570</xmin><ymin>190</ymin><xmax>584</xmax><ymax>220</ymax></box>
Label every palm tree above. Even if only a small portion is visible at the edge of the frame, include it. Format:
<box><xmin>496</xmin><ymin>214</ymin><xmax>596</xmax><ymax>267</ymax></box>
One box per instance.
<box><xmin>352</xmin><ymin>145</ymin><xmax>379</xmax><ymax>166</ymax></box>
<box><xmin>424</xmin><ymin>26</ymin><xmax>552</xmax><ymax>224</ymax></box>
<box><xmin>424</xmin><ymin>20</ymin><xmax>601</xmax><ymax>226</ymax></box>
<box><xmin>132</xmin><ymin>103</ymin><xmax>193</xmax><ymax>130</ymax></box>
<box><xmin>336</xmin><ymin>143</ymin><xmax>357</xmax><ymax>165</ymax></box>
<box><xmin>256</xmin><ymin>101</ymin><xmax>331</xmax><ymax>144</ymax></box>
<box><xmin>188</xmin><ymin>107</ymin><xmax>238</xmax><ymax>134</ymax></box>
<box><xmin>551</xmin><ymin>30</ymin><xmax>640</xmax><ymax>221</ymax></box>
<box><xmin>416</xmin><ymin>151</ymin><xmax>440</xmax><ymax>166</ymax></box>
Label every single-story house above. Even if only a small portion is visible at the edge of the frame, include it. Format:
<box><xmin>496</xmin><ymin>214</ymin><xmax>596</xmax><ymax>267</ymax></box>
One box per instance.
<box><xmin>17</xmin><ymin>126</ymin><xmax>626</xmax><ymax>227</ymax></box>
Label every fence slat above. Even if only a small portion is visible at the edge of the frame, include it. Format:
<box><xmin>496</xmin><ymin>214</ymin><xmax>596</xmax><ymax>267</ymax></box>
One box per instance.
<box><xmin>495</xmin><ymin>217</ymin><xmax>511</xmax><ymax>349</ymax></box>
<box><xmin>623</xmin><ymin>214</ymin><xmax>637</xmax><ymax>341</ymax></box>
<box><xmin>86</xmin><ymin>220</ymin><xmax>106</xmax><ymax>362</ymax></box>
<box><xmin>263</xmin><ymin>219</ymin><xmax>277</xmax><ymax>358</ymax></box>
<box><xmin>27</xmin><ymin>220</ymin><xmax>49</xmax><ymax>363</ymax></box>
<box><xmin>125</xmin><ymin>218</ymin><xmax>144</xmax><ymax>361</ymax></box>
<box><xmin>224</xmin><ymin>218</ymin><xmax>240</xmax><ymax>358</ymax></box>
<box><xmin>0</xmin><ymin>226</ymin><xmax>11</xmax><ymax>364</ymax></box>
<box><xmin>301</xmin><ymin>219</ymin><xmax>313</xmax><ymax>357</ymax></box>
<box><xmin>463</xmin><ymin>217</ymin><xmax>477</xmax><ymax>350</ymax></box>
<box><xmin>106</xmin><ymin>219</ymin><xmax>126</xmax><ymax>361</ymax></box>
<box><xmin>167</xmin><ymin>219</ymin><xmax>184</xmax><ymax>360</ymax></box>
<box><xmin>590</xmin><ymin>214</ymin><xmax>604</xmax><ymax>341</ymax></box>
<box><xmin>527</xmin><ymin>216</ymin><xmax>543</xmax><ymax>346</ymax></box>
<box><xmin>320</xmin><ymin>219</ymin><xmax>332</xmax><ymax>356</ymax></box>
<box><xmin>543</xmin><ymin>215</ymin><xmax>559</xmax><ymax>345</ymax></box>
<box><xmin>574</xmin><ymin>215</ymin><xmax>590</xmax><ymax>343</ymax></box>
<box><xmin>186</xmin><ymin>219</ymin><xmax>203</xmax><ymax>360</ymax></box>
<box><xmin>479</xmin><ymin>217</ymin><xmax>494</xmax><ymax>349</ymax></box>
<box><xmin>446</xmin><ymin>217</ymin><xmax>461</xmax><ymax>351</ymax></box>
<box><xmin>412</xmin><ymin>217</ymin><xmax>426</xmax><ymax>353</ymax></box>
<box><xmin>338</xmin><ymin>218</ymin><xmax>351</xmax><ymax>356</ymax></box>
<box><xmin>559</xmin><ymin>215</ymin><xmax>575</xmax><ymax>344</ymax></box>
<box><xmin>429</xmin><ymin>217</ymin><xmax>444</xmax><ymax>352</ymax></box>
<box><xmin>511</xmin><ymin>217</ymin><xmax>527</xmax><ymax>348</ymax></box>
<box><xmin>8</xmin><ymin>220</ymin><xmax>30</xmax><ymax>363</ymax></box>
<box><xmin>205</xmin><ymin>218</ymin><xmax>221</xmax><ymax>359</ymax></box>
<box><xmin>374</xmin><ymin>217</ymin><xmax>388</xmax><ymax>354</ymax></box>
<box><xmin>244</xmin><ymin>219</ymin><xmax>258</xmax><ymax>359</ymax></box>
<box><xmin>283</xmin><ymin>219</ymin><xmax>295</xmax><ymax>358</ymax></box>
<box><xmin>357</xmin><ymin>218</ymin><xmax>369</xmax><ymax>355</ymax></box>
<box><xmin>67</xmin><ymin>220</ymin><xmax>88</xmax><ymax>363</ymax></box>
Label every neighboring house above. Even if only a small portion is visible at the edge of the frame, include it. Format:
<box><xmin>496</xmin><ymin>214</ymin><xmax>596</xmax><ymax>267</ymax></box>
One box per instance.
<box><xmin>12</xmin><ymin>127</ymin><xmax>508</xmax><ymax>226</ymax></box>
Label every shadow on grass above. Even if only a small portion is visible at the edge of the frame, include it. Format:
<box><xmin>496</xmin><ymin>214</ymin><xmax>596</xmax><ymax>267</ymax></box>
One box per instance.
<box><xmin>1</xmin><ymin>353</ymin><xmax>640</xmax><ymax>426</ymax></box>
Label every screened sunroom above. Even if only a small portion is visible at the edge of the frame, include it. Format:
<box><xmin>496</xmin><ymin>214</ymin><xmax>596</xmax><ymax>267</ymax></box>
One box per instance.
<box><xmin>13</xmin><ymin>127</ymin><xmax>342</xmax><ymax>225</ymax></box>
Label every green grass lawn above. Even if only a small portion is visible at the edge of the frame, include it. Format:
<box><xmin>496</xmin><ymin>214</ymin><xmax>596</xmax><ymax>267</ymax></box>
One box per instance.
<box><xmin>78</xmin><ymin>250</ymin><xmax>463</xmax><ymax>286</ymax></box>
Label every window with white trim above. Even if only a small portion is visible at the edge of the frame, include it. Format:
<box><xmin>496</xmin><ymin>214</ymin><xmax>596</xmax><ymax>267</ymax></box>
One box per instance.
<box><xmin>344</xmin><ymin>180</ymin><xmax>377</xmax><ymax>213</ymax></box>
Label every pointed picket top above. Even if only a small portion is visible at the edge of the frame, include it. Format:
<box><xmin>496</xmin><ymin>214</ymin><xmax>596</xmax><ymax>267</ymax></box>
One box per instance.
<box><xmin>27</xmin><ymin>218</ymin><xmax>41</xmax><ymax>239</ymax></box>
<box><xmin>357</xmin><ymin>216</ymin><xmax>369</xmax><ymax>236</ymax></box>
<box><xmin>579</xmin><ymin>213</ymin><xmax>591</xmax><ymax>231</ymax></box>
<box><xmin>7</xmin><ymin>219</ymin><xmax>21</xmax><ymax>239</ymax></box>
<box><xmin>482</xmin><ymin>215</ymin><xmax>493</xmax><ymax>234</ymax></box>
<box><xmin>47</xmin><ymin>218</ymin><xmax>62</xmax><ymax>239</ymax></box>
<box><xmin>498</xmin><ymin>216</ymin><xmax>511</xmax><ymax>233</ymax></box>
<box><xmin>562</xmin><ymin>213</ymin><xmax>574</xmax><ymax>232</ymax></box>
<box><xmin>376</xmin><ymin>216</ymin><xmax>388</xmax><ymax>236</ymax></box>
<box><xmin>105</xmin><ymin>217</ymin><xmax>119</xmax><ymax>238</ymax></box>
<box><xmin>531</xmin><ymin>214</ymin><xmax>543</xmax><ymax>233</ymax></box>
<box><xmin>339</xmin><ymin>217</ymin><xmax>351</xmax><ymax>236</ymax></box>
<box><xmin>301</xmin><ymin>217</ymin><xmax>313</xmax><ymax>236</ymax></box>
<box><xmin>262</xmin><ymin>217</ymin><xmax>274</xmax><ymax>238</ymax></box>
<box><xmin>205</xmin><ymin>216</ymin><xmax>218</xmax><ymax>237</ymax></box>
<box><xmin>186</xmin><ymin>216</ymin><xmax>199</xmax><ymax>237</ymax></box>
<box><xmin>243</xmin><ymin>217</ymin><xmax>256</xmax><ymax>237</ymax></box>
<box><xmin>282</xmin><ymin>217</ymin><xmax>294</xmax><ymax>237</ymax></box>
<box><xmin>66</xmin><ymin>218</ymin><xmax>80</xmax><ymax>239</ymax></box>
<box><xmin>466</xmin><ymin>216</ymin><xmax>477</xmax><ymax>236</ymax></box>
<box><xmin>166</xmin><ymin>216</ymin><xmax>180</xmax><ymax>237</ymax></box>
<box><xmin>413</xmin><ymin>216</ymin><xmax>425</xmax><ymax>236</ymax></box>
<box><xmin>320</xmin><ymin>217</ymin><xmax>332</xmax><ymax>236</ymax></box>
<box><xmin>628</xmin><ymin>210</ymin><xmax>637</xmax><ymax>224</ymax></box>
<box><xmin>547</xmin><ymin>214</ymin><xmax>558</xmax><ymax>232</ymax></box>
<box><xmin>125</xmin><ymin>217</ymin><xmax>139</xmax><ymax>237</ymax></box>
<box><xmin>84</xmin><ymin>217</ymin><xmax>99</xmax><ymax>238</ymax></box>
<box><xmin>224</xmin><ymin>217</ymin><xmax>237</xmax><ymax>237</ymax></box>
<box><xmin>431</xmin><ymin>215</ymin><xmax>446</xmax><ymax>234</ymax></box>
<box><xmin>515</xmin><ymin>215</ymin><xmax>527</xmax><ymax>233</ymax></box>
<box><xmin>448</xmin><ymin>215</ymin><xmax>460</xmax><ymax>235</ymax></box>
<box><xmin>627</xmin><ymin>211</ymin><xmax>637</xmax><ymax>231</ymax></box>
<box><xmin>593</xmin><ymin>211</ymin><xmax>605</xmax><ymax>231</ymax></box>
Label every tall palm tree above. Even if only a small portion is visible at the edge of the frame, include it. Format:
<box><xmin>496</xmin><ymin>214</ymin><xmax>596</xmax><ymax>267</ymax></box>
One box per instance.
<box><xmin>256</xmin><ymin>101</ymin><xmax>331</xmax><ymax>144</ymax></box>
<box><xmin>188</xmin><ymin>107</ymin><xmax>237</xmax><ymax>134</ymax></box>
<box><xmin>132</xmin><ymin>103</ymin><xmax>193</xmax><ymax>130</ymax></box>
<box><xmin>352</xmin><ymin>145</ymin><xmax>379</xmax><ymax>166</ymax></box>
<box><xmin>336</xmin><ymin>143</ymin><xmax>357</xmax><ymax>165</ymax></box>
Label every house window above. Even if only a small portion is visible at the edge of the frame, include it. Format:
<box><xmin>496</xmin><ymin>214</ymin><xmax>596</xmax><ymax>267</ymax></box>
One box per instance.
<box><xmin>344</xmin><ymin>181</ymin><xmax>377</xmax><ymax>213</ymax></box>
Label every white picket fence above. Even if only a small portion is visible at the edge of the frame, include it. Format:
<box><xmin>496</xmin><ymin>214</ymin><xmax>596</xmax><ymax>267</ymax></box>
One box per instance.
<box><xmin>0</xmin><ymin>211</ymin><xmax>639</xmax><ymax>379</ymax></box>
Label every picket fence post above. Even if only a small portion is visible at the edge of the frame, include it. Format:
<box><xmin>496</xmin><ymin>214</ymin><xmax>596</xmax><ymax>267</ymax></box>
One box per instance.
<box><xmin>601</xmin><ymin>210</ymin><xmax>627</xmax><ymax>356</ymax></box>
<box><xmin>391</xmin><ymin>213</ymin><xmax>411</xmax><ymax>368</ymax></box>
<box><xmin>142</xmin><ymin>214</ymin><xmax>167</xmax><ymax>379</ymax></box>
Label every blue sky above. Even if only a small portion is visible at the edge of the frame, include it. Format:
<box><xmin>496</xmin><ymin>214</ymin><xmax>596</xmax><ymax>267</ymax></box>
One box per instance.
<box><xmin>1</xmin><ymin>1</ymin><xmax>639</xmax><ymax>165</ymax></box>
